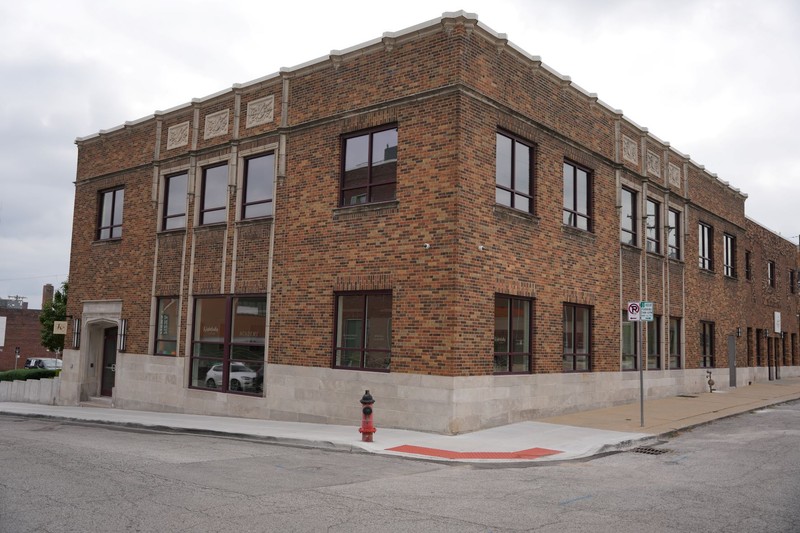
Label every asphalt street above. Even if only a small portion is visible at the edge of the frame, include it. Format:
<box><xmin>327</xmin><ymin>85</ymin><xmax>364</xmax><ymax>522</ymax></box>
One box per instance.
<box><xmin>1</xmin><ymin>400</ymin><xmax>799</xmax><ymax>532</ymax></box>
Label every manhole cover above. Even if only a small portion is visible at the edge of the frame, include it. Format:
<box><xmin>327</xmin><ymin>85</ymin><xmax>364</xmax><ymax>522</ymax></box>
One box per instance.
<box><xmin>632</xmin><ymin>447</ymin><xmax>670</xmax><ymax>456</ymax></box>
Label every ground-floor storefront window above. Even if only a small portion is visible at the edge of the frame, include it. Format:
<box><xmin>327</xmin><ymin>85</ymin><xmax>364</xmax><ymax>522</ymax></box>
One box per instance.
<box><xmin>190</xmin><ymin>295</ymin><xmax>266</xmax><ymax>394</ymax></box>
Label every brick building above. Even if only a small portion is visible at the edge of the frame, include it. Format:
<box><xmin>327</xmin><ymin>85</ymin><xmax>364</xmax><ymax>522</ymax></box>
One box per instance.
<box><xmin>61</xmin><ymin>12</ymin><xmax>799</xmax><ymax>433</ymax></box>
<box><xmin>0</xmin><ymin>287</ymin><xmax>56</xmax><ymax>370</ymax></box>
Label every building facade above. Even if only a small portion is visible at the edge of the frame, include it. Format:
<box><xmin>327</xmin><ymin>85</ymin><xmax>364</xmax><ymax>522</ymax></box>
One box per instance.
<box><xmin>61</xmin><ymin>12</ymin><xmax>800</xmax><ymax>433</ymax></box>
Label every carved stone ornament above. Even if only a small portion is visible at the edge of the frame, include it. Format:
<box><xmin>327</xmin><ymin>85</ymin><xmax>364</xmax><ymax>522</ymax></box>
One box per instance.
<box><xmin>166</xmin><ymin>121</ymin><xmax>190</xmax><ymax>150</ymax></box>
<box><xmin>622</xmin><ymin>135</ymin><xmax>638</xmax><ymax>164</ymax></box>
<box><xmin>646</xmin><ymin>150</ymin><xmax>661</xmax><ymax>177</ymax></box>
<box><xmin>203</xmin><ymin>109</ymin><xmax>230</xmax><ymax>140</ymax></box>
<box><xmin>246</xmin><ymin>95</ymin><xmax>275</xmax><ymax>128</ymax></box>
<box><xmin>668</xmin><ymin>163</ymin><xmax>682</xmax><ymax>187</ymax></box>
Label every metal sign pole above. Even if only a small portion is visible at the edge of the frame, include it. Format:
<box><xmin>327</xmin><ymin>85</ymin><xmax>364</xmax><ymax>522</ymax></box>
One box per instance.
<box><xmin>639</xmin><ymin>321</ymin><xmax>644</xmax><ymax>427</ymax></box>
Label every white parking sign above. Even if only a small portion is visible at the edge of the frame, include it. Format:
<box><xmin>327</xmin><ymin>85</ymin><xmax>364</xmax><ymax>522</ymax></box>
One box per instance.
<box><xmin>627</xmin><ymin>302</ymin><xmax>641</xmax><ymax>321</ymax></box>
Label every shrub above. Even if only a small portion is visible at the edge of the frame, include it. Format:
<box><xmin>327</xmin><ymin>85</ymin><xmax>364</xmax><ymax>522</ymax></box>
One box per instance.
<box><xmin>0</xmin><ymin>368</ymin><xmax>60</xmax><ymax>382</ymax></box>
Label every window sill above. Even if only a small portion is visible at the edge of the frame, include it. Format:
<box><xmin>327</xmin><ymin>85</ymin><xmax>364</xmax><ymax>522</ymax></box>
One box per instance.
<box><xmin>92</xmin><ymin>238</ymin><xmax>122</xmax><ymax>246</ymax></box>
<box><xmin>493</xmin><ymin>204</ymin><xmax>539</xmax><ymax>226</ymax></box>
<box><xmin>333</xmin><ymin>200</ymin><xmax>398</xmax><ymax>221</ymax></box>
<box><xmin>157</xmin><ymin>228</ymin><xmax>186</xmax><ymax>236</ymax></box>
<box><xmin>236</xmin><ymin>216</ymin><xmax>273</xmax><ymax>228</ymax></box>
<box><xmin>561</xmin><ymin>224</ymin><xmax>595</xmax><ymax>242</ymax></box>
<box><xmin>193</xmin><ymin>222</ymin><xmax>227</xmax><ymax>233</ymax></box>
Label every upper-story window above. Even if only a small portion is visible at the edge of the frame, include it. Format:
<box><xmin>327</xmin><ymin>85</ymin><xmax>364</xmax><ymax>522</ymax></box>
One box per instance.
<box><xmin>163</xmin><ymin>172</ymin><xmax>187</xmax><ymax>230</ymax></box>
<box><xmin>200</xmin><ymin>163</ymin><xmax>228</xmax><ymax>225</ymax></box>
<box><xmin>563</xmin><ymin>161</ymin><xmax>592</xmax><ymax>231</ymax></box>
<box><xmin>97</xmin><ymin>187</ymin><xmax>124</xmax><ymax>240</ymax></box>
<box><xmin>723</xmin><ymin>234</ymin><xmax>736</xmax><ymax>278</ymax></box>
<box><xmin>646</xmin><ymin>199</ymin><xmax>660</xmax><ymax>253</ymax></box>
<box><xmin>667</xmin><ymin>208</ymin><xmax>681</xmax><ymax>259</ymax></box>
<box><xmin>341</xmin><ymin>126</ymin><xmax>397</xmax><ymax>207</ymax></box>
<box><xmin>791</xmin><ymin>270</ymin><xmax>797</xmax><ymax>294</ymax></box>
<box><xmin>767</xmin><ymin>260</ymin><xmax>776</xmax><ymax>287</ymax></box>
<box><xmin>620</xmin><ymin>187</ymin><xmax>637</xmax><ymax>246</ymax></box>
<box><xmin>698</xmin><ymin>222</ymin><xmax>713</xmax><ymax>271</ymax></box>
<box><xmin>745</xmin><ymin>250</ymin><xmax>753</xmax><ymax>280</ymax></box>
<box><xmin>242</xmin><ymin>153</ymin><xmax>275</xmax><ymax>219</ymax></box>
<box><xmin>495</xmin><ymin>132</ymin><xmax>534</xmax><ymax>213</ymax></box>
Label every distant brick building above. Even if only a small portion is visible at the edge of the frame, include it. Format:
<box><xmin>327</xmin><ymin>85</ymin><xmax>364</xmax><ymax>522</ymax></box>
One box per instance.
<box><xmin>0</xmin><ymin>287</ymin><xmax>55</xmax><ymax>370</ymax></box>
<box><xmin>61</xmin><ymin>12</ymin><xmax>799</xmax><ymax>433</ymax></box>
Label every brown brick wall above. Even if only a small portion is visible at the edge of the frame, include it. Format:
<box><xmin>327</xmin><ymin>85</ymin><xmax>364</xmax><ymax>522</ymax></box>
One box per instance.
<box><xmin>68</xmin><ymin>14</ymin><xmax>799</xmax><ymax>383</ymax></box>
<box><xmin>0</xmin><ymin>309</ymin><xmax>50</xmax><ymax>370</ymax></box>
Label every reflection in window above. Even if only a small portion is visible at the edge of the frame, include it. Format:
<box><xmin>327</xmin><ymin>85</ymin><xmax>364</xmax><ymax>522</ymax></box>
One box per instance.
<box><xmin>201</xmin><ymin>164</ymin><xmax>228</xmax><ymax>225</ymax></box>
<box><xmin>242</xmin><ymin>153</ymin><xmax>275</xmax><ymax>219</ymax></box>
<box><xmin>495</xmin><ymin>132</ymin><xmax>534</xmax><ymax>213</ymax></box>
<box><xmin>646</xmin><ymin>199</ymin><xmax>660</xmax><ymax>253</ymax></box>
<box><xmin>622</xmin><ymin>313</ymin><xmax>636</xmax><ymax>370</ymax></box>
<box><xmin>98</xmin><ymin>187</ymin><xmax>124</xmax><ymax>240</ymax></box>
<box><xmin>163</xmin><ymin>172</ymin><xmax>187</xmax><ymax>230</ymax></box>
<box><xmin>647</xmin><ymin>316</ymin><xmax>661</xmax><ymax>369</ymax></box>
<box><xmin>563</xmin><ymin>161</ymin><xmax>592</xmax><ymax>230</ymax></box>
<box><xmin>190</xmin><ymin>295</ymin><xmax>266</xmax><ymax>394</ymax></box>
<box><xmin>155</xmin><ymin>297</ymin><xmax>179</xmax><ymax>355</ymax></box>
<box><xmin>334</xmin><ymin>292</ymin><xmax>392</xmax><ymax>370</ymax></box>
<box><xmin>341</xmin><ymin>127</ymin><xmax>397</xmax><ymax>206</ymax></box>
<box><xmin>494</xmin><ymin>296</ymin><xmax>531</xmax><ymax>373</ymax></box>
<box><xmin>563</xmin><ymin>304</ymin><xmax>591</xmax><ymax>371</ymax></box>
<box><xmin>620</xmin><ymin>188</ymin><xmax>636</xmax><ymax>245</ymax></box>
<box><xmin>669</xmin><ymin>317</ymin><xmax>682</xmax><ymax>369</ymax></box>
<box><xmin>667</xmin><ymin>209</ymin><xmax>680</xmax><ymax>259</ymax></box>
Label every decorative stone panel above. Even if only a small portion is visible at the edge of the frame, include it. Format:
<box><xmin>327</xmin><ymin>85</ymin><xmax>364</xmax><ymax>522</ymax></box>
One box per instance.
<box><xmin>668</xmin><ymin>162</ymin><xmax>682</xmax><ymax>188</ymax></box>
<box><xmin>203</xmin><ymin>109</ymin><xmax>230</xmax><ymax>140</ymax></box>
<box><xmin>622</xmin><ymin>135</ymin><xmax>638</xmax><ymax>164</ymax></box>
<box><xmin>166</xmin><ymin>122</ymin><xmax>190</xmax><ymax>150</ymax></box>
<box><xmin>246</xmin><ymin>96</ymin><xmax>275</xmax><ymax>128</ymax></box>
<box><xmin>646</xmin><ymin>150</ymin><xmax>661</xmax><ymax>177</ymax></box>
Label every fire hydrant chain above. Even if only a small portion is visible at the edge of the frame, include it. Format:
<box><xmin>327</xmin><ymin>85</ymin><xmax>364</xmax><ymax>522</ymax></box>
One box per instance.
<box><xmin>359</xmin><ymin>390</ymin><xmax>376</xmax><ymax>442</ymax></box>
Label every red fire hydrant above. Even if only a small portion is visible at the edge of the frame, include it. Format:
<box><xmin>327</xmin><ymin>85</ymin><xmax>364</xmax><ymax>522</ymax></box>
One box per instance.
<box><xmin>359</xmin><ymin>390</ymin><xmax>376</xmax><ymax>442</ymax></box>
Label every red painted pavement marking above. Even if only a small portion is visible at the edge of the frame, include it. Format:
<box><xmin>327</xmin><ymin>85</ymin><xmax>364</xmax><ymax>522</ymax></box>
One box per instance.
<box><xmin>386</xmin><ymin>445</ymin><xmax>562</xmax><ymax>460</ymax></box>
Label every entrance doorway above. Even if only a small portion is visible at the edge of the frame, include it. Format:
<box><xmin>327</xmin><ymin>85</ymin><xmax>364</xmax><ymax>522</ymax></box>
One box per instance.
<box><xmin>101</xmin><ymin>327</ymin><xmax>117</xmax><ymax>397</ymax></box>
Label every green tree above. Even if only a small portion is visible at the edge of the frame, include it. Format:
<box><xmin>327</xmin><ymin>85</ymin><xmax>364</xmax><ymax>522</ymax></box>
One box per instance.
<box><xmin>40</xmin><ymin>281</ymin><xmax>68</xmax><ymax>353</ymax></box>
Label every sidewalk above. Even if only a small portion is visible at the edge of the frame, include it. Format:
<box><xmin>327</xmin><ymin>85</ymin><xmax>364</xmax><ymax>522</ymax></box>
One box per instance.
<box><xmin>2</xmin><ymin>377</ymin><xmax>799</xmax><ymax>464</ymax></box>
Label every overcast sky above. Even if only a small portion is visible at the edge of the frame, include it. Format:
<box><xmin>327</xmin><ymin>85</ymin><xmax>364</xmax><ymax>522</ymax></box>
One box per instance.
<box><xmin>1</xmin><ymin>0</ymin><xmax>798</xmax><ymax>309</ymax></box>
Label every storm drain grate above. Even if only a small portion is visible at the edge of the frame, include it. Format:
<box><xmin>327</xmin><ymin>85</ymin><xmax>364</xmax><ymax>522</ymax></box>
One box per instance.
<box><xmin>677</xmin><ymin>394</ymin><xmax>698</xmax><ymax>398</ymax></box>
<box><xmin>631</xmin><ymin>447</ymin><xmax>670</xmax><ymax>456</ymax></box>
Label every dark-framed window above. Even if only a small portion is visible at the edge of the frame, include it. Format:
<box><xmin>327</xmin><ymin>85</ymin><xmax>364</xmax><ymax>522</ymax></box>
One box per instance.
<box><xmin>746</xmin><ymin>327</ymin><xmax>753</xmax><ymax>367</ymax></box>
<box><xmin>791</xmin><ymin>270</ymin><xmax>797</xmax><ymax>294</ymax></box>
<box><xmin>700</xmin><ymin>321</ymin><xmax>715</xmax><ymax>368</ymax></box>
<box><xmin>242</xmin><ymin>153</ymin><xmax>275</xmax><ymax>219</ymax></box>
<box><xmin>723</xmin><ymin>234</ymin><xmax>736</xmax><ymax>278</ymax></box>
<box><xmin>646</xmin><ymin>199</ymin><xmax>660</xmax><ymax>253</ymax></box>
<box><xmin>767</xmin><ymin>260</ymin><xmax>776</xmax><ymax>287</ymax></box>
<box><xmin>494</xmin><ymin>295</ymin><xmax>531</xmax><ymax>374</ymax></box>
<box><xmin>563</xmin><ymin>161</ymin><xmax>592</xmax><ymax>231</ymax></box>
<box><xmin>792</xmin><ymin>333</ymin><xmax>797</xmax><ymax>366</ymax></box>
<box><xmin>334</xmin><ymin>292</ymin><xmax>392</xmax><ymax>370</ymax></box>
<box><xmin>647</xmin><ymin>316</ymin><xmax>661</xmax><ymax>370</ymax></box>
<box><xmin>163</xmin><ymin>172</ymin><xmax>188</xmax><ymax>230</ymax></box>
<box><xmin>756</xmin><ymin>329</ymin><xmax>763</xmax><ymax>366</ymax></box>
<box><xmin>669</xmin><ymin>317</ymin><xmax>682</xmax><ymax>369</ymax></box>
<box><xmin>745</xmin><ymin>250</ymin><xmax>752</xmax><ymax>280</ymax></box>
<box><xmin>667</xmin><ymin>208</ymin><xmax>681</xmax><ymax>259</ymax></box>
<box><xmin>340</xmin><ymin>126</ymin><xmax>397</xmax><ymax>207</ymax></box>
<box><xmin>620</xmin><ymin>188</ymin><xmax>637</xmax><ymax>246</ymax></box>
<box><xmin>563</xmin><ymin>304</ymin><xmax>591</xmax><ymax>371</ymax></box>
<box><xmin>155</xmin><ymin>297</ymin><xmax>179</xmax><ymax>356</ymax></box>
<box><xmin>698</xmin><ymin>222</ymin><xmax>713</xmax><ymax>270</ymax></box>
<box><xmin>200</xmin><ymin>163</ymin><xmax>228</xmax><ymax>225</ymax></box>
<box><xmin>97</xmin><ymin>187</ymin><xmax>124</xmax><ymax>240</ymax></box>
<box><xmin>190</xmin><ymin>295</ymin><xmax>266</xmax><ymax>394</ymax></box>
<box><xmin>622</xmin><ymin>312</ymin><xmax>637</xmax><ymax>370</ymax></box>
<box><xmin>495</xmin><ymin>132</ymin><xmax>534</xmax><ymax>213</ymax></box>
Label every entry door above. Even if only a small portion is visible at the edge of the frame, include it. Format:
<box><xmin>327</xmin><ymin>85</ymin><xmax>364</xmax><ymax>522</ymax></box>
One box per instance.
<box><xmin>101</xmin><ymin>327</ymin><xmax>118</xmax><ymax>397</ymax></box>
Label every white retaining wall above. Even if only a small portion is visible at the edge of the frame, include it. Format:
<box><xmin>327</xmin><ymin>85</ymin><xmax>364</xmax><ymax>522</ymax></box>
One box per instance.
<box><xmin>0</xmin><ymin>377</ymin><xmax>61</xmax><ymax>405</ymax></box>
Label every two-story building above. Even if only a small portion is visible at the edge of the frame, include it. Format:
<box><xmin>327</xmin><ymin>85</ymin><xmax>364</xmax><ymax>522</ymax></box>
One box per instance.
<box><xmin>61</xmin><ymin>11</ymin><xmax>799</xmax><ymax>433</ymax></box>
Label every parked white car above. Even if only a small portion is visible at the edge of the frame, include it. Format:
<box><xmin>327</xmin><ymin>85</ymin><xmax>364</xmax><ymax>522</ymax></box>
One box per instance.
<box><xmin>24</xmin><ymin>358</ymin><xmax>63</xmax><ymax>370</ymax></box>
<box><xmin>204</xmin><ymin>362</ymin><xmax>256</xmax><ymax>392</ymax></box>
